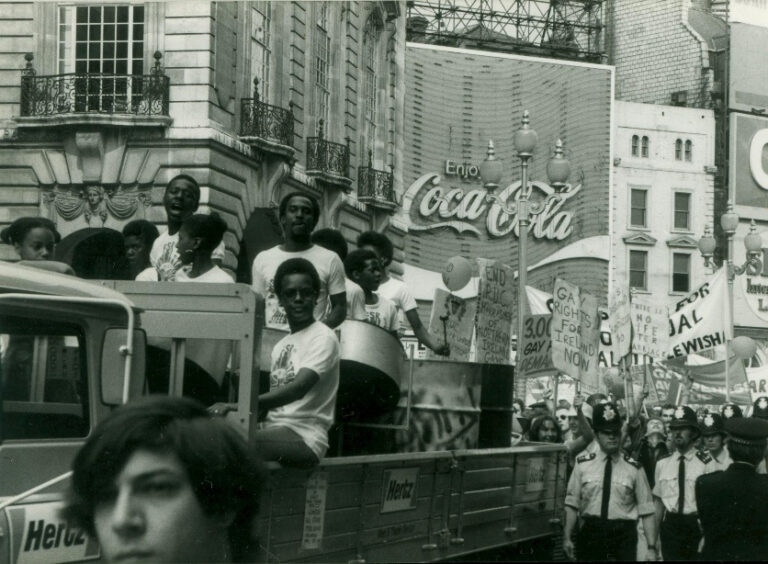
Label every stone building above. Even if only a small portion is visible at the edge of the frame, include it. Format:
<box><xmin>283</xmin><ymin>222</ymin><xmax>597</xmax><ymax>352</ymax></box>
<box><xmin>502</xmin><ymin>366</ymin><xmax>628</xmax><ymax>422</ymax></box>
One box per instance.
<box><xmin>612</xmin><ymin>101</ymin><xmax>715</xmax><ymax>299</ymax></box>
<box><xmin>0</xmin><ymin>1</ymin><xmax>405</xmax><ymax>279</ymax></box>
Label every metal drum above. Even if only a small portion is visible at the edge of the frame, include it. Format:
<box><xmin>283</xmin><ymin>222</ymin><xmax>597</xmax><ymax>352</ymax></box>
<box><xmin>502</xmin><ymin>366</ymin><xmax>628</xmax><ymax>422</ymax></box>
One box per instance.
<box><xmin>337</xmin><ymin>319</ymin><xmax>405</xmax><ymax>420</ymax></box>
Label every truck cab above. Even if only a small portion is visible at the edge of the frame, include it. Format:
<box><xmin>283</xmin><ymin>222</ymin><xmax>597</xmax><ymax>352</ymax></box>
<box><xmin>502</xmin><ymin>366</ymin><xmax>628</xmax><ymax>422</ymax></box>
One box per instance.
<box><xmin>0</xmin><ymin>263</ymin><xmax>566</xmax><ymax>563</ymax></box>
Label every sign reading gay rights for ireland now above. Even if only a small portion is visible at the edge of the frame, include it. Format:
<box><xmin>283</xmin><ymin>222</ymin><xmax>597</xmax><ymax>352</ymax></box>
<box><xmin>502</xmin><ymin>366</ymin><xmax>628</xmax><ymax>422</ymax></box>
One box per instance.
<box><xmin>550</xmin><ymin>279</ymin><xmax>600</xmax><ymax>382</ymax></box>
<box><xmin>668</xmin><ymin>266</ymin><xmax>731</xmax><ymax>358</ymax></box>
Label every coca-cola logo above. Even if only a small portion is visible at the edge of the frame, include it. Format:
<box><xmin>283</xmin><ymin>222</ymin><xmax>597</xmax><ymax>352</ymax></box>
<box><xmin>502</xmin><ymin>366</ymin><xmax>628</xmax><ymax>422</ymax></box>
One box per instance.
<box><xmin>403</xmin><ymin>172</ymin><xmax>580</xmax><ymax>240</ymax></box>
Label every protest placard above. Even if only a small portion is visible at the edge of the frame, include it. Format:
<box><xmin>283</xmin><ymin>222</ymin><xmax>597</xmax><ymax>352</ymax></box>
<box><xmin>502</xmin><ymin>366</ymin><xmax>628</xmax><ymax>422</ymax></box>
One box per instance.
<box><xmin>475</xmin><ymin>259</ymin><xmax>516</xmax><ymax>364</ymax></box>
<box><xmin>668</xmin><ymin>266</ymin><xmax>731</xmax><ymax>358</ymax></box>
<box><xmin>518</xmin><ymin>314</ymin><xmax>556</xmax><ymax>376</ymax></box>
<box><xmin>426</xmin><ymin>288</ymin><xmax>476</xmax><ymax>361</ymax></box>
<box><xmin>550</xmin><ymin>278</ymin><xmax>600</xmax><ymax>381</ymax></box>
<box><xmin>631</xmin><ymin>296</ymin><xmax>669</xmax><ymax>361</ymax></box>
<box><xmin>609</xmin><ymin>287</ymin><xmax>632</xmax><ymax>360</ymax></box>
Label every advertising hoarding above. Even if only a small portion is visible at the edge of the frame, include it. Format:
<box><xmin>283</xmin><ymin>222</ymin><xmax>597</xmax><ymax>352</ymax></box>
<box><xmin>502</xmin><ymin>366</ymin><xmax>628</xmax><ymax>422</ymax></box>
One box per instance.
<box><xmin>730</xmin><ymin>113</ymin><xmax>768</xmax><ymax>213</ymax></box>
<box><xmin>399</xmin><ymin>44</ymin><xmax>613</xmax><ymax>305</ymax></box>
<box><xmin>730</xmin><ymin>23</ymin><xmax>768</xmax><ymax>114</ymax></box>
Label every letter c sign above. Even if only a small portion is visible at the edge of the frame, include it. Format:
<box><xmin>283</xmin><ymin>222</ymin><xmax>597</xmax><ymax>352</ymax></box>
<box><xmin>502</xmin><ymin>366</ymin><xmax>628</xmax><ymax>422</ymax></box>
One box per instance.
<box><xmin>750</xmin><ymin>128</ymin><xmax>768</xmax><ymax>191</ymax></box>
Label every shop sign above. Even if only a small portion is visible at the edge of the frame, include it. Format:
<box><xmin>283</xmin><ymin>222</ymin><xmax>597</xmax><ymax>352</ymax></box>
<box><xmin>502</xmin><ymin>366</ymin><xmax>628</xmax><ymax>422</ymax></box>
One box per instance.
<box><xmin>380</xmin><ymin>467</ymin><xmax>419</xmax><ymax>513</ymax></box>
<box><xmin>403</xmin><ymin>172</ymin><xmax>581</xmax><ymax>240</ymax></box>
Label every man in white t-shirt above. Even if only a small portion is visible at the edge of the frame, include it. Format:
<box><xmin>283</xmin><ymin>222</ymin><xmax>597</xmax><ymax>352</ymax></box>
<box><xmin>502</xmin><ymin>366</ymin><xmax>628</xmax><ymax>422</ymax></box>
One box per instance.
<box><xmin>251</xmin><ymin>257</ymin><xmax>339</xmax><ymax>466</ymax></box>
<box><xmin>251</xmin><ymin>192</ymin><xmax>346</xmax><ymax>330</ymax></box>
<box><xmin>148</xmin><ymin>174</ymin><xmax>225</xmax><ymax>281</ymax></box>
<box><xmin>357</xmin><ymin>231</ymin><xmax>449</xmax><ymax>355</ymax></box>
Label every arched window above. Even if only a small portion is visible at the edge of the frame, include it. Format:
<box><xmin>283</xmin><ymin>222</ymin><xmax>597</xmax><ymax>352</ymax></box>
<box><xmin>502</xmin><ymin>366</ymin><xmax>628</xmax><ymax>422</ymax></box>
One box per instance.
<box><xmin>684</xmin><ymin>139</ymin><xmax>692</xmax><ymax>162</ymax></box>
<box><xmin>675</xmin><ymin>139</ymin><xmax>682</xmax><ymax>160</ymax></box>
<box><xmin>641</xmin><ymin>136</ymin><xmax>649</xmax><ymax>158</ymax></box>
<box><xmin>631</xmin><ymin>135</ymin><xmax>639</xmax><ymax>157</ymax></box>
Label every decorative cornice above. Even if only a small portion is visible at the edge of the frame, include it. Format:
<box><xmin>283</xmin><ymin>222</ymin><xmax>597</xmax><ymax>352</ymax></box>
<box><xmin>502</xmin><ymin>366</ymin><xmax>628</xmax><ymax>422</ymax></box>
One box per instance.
<box><xmin>666</xmin><ymin>234</ymin><xmax>699</xmax><ymax>249</ymax></box>
<box><xmin>623</xmin><ymin>232</ymin><xmax>658</xmax><ymax>246</ymax></box>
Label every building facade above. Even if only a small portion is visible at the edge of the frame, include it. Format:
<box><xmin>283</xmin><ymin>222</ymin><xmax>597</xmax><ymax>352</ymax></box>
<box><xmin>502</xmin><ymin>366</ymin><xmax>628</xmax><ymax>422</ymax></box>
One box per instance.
<box><xmin>612</xmin><ymin>100</ymin><xmax>715</xmax><ymax>300</ymax></box>
<box><xmin>0</xmin><ymin>1</ymin><xmax>406</xmax><ymax>279</ymax></box>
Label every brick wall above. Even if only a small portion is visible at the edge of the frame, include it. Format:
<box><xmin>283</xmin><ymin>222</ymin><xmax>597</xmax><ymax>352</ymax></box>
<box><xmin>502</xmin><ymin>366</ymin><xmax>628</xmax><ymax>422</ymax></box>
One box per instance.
<box><xmin>609</xmin><ymin>0</ymin><xmax>711</xmax><ymax>107</ymax></box>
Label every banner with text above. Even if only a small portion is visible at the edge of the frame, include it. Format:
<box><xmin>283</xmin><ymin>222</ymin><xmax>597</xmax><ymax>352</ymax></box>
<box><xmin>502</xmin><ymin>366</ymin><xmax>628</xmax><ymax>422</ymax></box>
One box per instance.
<box><xmin>649</xmin><ymin>362</ymin><xmax>751</xmax><ymax>405</ymax></box>
<box><xmin>551</xmin><ymin>279</ymin><xmax>600</xmax><ymax>386</ymax></box>
<box><xmin>476</xmin><ymin>258</ymin><xmax>516</xmax><ymax>364</ymax></box>
<box><xmin>609</xmin><ymin>288</ymin><xmax>632</xmax><ymax>360</ymax></box>
<box><xmin>631</xmin><ymin>297</ymin><xmax>669</xmax><ymax>362</ymax></box>
<box><xmin>668</xmin><ymin>266</ymin><xmax>732</xmax><ymax>358</ymax></box>
<box><xmin>427</xmin><ymin>288</ymin><xmax>476</xmax><ymax>361</ymax></box>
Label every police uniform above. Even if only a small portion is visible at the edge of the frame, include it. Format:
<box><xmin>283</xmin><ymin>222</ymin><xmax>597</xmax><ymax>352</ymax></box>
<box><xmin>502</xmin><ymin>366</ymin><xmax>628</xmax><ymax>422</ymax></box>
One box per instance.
<box><xmin>564</xmin><ymin>403</ymin><xmax>655</xmax><ymax>561</ymax></box>
<box><xmin>696</xmin><ymin>417</ymin><xmax>768</xmax><ymax>560</ymax></box>
<box><xmin>700</xmin><ymin>413</ymin><xmax>732</xmax><ymax>472</ymax></box>
<box><xmin>652</xmin><ymin>405</ymin><xmax>712</xmax><ymax>562</ymax></box>
<box><xmin>720</xmin><ymin>402</ymin><xmax>743</xmax><ymax>420</ymax></box>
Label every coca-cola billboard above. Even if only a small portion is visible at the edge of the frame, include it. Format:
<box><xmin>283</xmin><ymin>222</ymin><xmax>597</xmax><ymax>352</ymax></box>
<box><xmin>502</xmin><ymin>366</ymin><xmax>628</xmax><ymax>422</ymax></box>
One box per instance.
<box><xmin>399</xmin><ymin>44</ymin><xmax>613</xmax><ymax>302</ymax></box>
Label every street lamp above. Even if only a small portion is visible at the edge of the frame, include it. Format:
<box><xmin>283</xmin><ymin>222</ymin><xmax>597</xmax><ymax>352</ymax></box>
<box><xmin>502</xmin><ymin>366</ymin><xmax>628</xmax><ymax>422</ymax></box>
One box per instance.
<box><xmin>480</xmin><ymin>111</ymin><xmax>571</xmax><ymax>394</ymax></box>
<box><xmin>697</xmin><ymin>206</ymin><xmax>763</xmax><ymax>401</ymax></box>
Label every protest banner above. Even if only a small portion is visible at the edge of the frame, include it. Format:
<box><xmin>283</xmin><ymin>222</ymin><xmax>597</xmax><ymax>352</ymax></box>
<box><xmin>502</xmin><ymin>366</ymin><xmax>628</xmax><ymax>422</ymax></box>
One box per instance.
<box><xmin>518</xmin><ymin>314</ymin><xmax>556</xmax><ymax>377</ymax></box>
<box><xmin>609</xmin><ymin>287</ymin><xmax>632</xmax><ymax>360</ymax></box>
<box><xmin>475</xmin><ymin>258</ymin><xmax>515</xmax><ymax>364</ymax></box>
<box><xmin>668</xmin><ymin>266</ymin><xmax>731</xmax><ymax>358</ymax></box>
<box><xmin>426</xmin><ymin>288</ymin><xmax>476</xmax><ymax>361</ymax></box>
<box><xmin>550</xmin><ymin>278</ymin><xmax>600</xmax><ymax>383</ymax></box>
<box><xmin>649</xmin><ymin>361</ymin><xmax>751</xmax><ymax>404</ymax></box>
<box><xmin>631</xmin><ymin>296</ymin><xmax>669</xmax><ymax>362</ymax></box>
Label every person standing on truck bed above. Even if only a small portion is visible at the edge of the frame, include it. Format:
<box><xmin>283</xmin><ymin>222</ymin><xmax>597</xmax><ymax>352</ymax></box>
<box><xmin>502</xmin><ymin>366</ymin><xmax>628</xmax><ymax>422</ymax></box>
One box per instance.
<box><xmin>146</xmin><ymin>174</ymin><xmax>225</xmax><ymax>281</ymax></box>
<box><xmin>563</xmin><ymin>402</ymin><xmax>658</xmax><ymax>561</ymax></box>
<box><xmin>122</xmin><ymin>219</ymin><xmax>159</xmax><ymax>280</ymax></box>
<box><xmin>0</xmin><ymin>216</ymin><xmax>75</xmax><ymax>275</ymax></box>
<box><xmin>251</xmin><ymin>192</ymin><xmax>347</xmax><ymax>330</ymax></box>
<box><xmin>62</xmin><ymin>396</ymin><xmax>266</xmax><ymax>563</ymax></box>
<box><xmin>311</xmin><ymin>227</ymin><xmax>367</xmax><ymax>321</ymax></box>
<box><xmin>229</xmin><ymin>257</ymin><xmax>339</xmax><ymax>467</ymax></box>
<box><xmin>356</xmin><ymin>230</ymin><xmax>449</xmax><ymax>356</ymax></box>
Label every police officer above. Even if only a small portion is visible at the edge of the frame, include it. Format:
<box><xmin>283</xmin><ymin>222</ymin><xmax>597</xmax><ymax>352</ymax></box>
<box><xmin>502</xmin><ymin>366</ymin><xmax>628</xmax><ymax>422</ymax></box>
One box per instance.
<box><xmin>701</xmin><ymin>412</ymin><xmax>731</xmax><ymax>472</ymax></box>
<box><xmin>563</xmin><ymin>403</ymin><xmax>658</xmax><ymax>561</ymax></box>
<box><xmin>696</xmin><ymin>417</ymin><xmax>768</xmax><ymax>560</ymax></box>
<box><xmin>652</xmin><ymin>405</ymin><xmax>712</xmax><ymax>561</ymax></box>
<box><xmin>720</xmin><ymin>402</ymin><xmax>743</xmax><ymax>420</ymax></box>
<box><xmin>752</xmin><ymin>396</ymin><xmax>768</xmax><ymax>419</ymax></box>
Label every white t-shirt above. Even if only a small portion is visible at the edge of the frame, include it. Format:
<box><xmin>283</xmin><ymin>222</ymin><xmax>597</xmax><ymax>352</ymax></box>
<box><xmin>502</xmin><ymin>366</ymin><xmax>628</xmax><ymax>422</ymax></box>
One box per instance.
<box><xmin>150</xmin><ymin>228</ymin><xmax>226</xmax><ymax>280</ymax></box>
<box><xmin>175</xmin><ymin>265</ymin><xmax>233</xmax><ymax>283</ymax></box>
<box><xmin>364</xmin><ymin>294</ymin><xmax>399</xmax><ymax>332</ymax></box>
<box><xmin>135</xmin><ymin>267</ymin><xmax>159</xmax><ymax>281</ymax></box>
<box><xmin>345</xmin><ymin>279</ymin><xmax>367</xmax><ymax>321</ymax></box>
<box><xmin>378</xmin><ymin>276</ymin><xmax>418</xmax><ymax>334</ymax></box>
<box><xmin>266</xmin><ymin>321</ymin><xmax>340</xmax><ymax>458</ymax></box>
<box><xmin>251</xmin><ymin>245</ymin><xmax>347</xmax><ymax>330</ymax></box>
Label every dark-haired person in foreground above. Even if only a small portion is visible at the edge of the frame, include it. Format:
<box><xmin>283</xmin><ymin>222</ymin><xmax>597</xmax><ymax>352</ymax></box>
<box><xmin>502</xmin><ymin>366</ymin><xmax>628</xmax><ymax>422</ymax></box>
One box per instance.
<box><xmin>233</xmin><ymin>258</ymin><xmax>338</xmax><ymax>467</ymax></box>
<box><xmin>122</xmin><ymin>219</ymin><xmax>159</xmax><ymax>280</ymax></box>
<box><xmin>696</xmin><ymin>417</ymin><xmax>768</xmax><ymax>560</ymax></box>
<box><xmin>63</xmin><ymin>396</ymin><xmax>265</xmax><ymax>563</ymax></box>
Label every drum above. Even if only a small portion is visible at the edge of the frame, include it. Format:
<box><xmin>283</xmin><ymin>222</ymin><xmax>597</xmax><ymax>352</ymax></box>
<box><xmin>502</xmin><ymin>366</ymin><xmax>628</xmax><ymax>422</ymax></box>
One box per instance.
<box><xmin>337</xmin><ymin>320</ymin><xmax>405</xmax><ymax>420</ymax></box>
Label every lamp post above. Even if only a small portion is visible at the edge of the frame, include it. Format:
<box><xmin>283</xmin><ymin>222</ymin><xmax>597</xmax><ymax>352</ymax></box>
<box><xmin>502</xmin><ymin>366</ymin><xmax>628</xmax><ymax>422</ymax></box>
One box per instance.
<box><xmin>480</xmin><ymin>111</ymin><xmax>571</xmax><ymax>397</ymax></box>
<box><xmin>697</xmin><ymin>205</ymin><xmax>762</xmax><ymax>401</ymax></box>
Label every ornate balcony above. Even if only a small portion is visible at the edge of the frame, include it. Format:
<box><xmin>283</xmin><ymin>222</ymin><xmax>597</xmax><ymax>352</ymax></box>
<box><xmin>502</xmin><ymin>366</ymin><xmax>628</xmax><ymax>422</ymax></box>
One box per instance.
<box><xmin>239</xmin><ymin>78</ymin><xmax>295</xmax><ymax>160</ymax></box>
<box><xmin>305</xmin><ymin>119</ymin><xmax>352</xmax><ymax>191</ymax></box>
<box><xmin>357</xmin><ymin>151</ymin><xmax>397</xmax><ymax>210</ymax></box>
<box><xmin>16</xmin><ymin>52</ymin><xmax>171</xmax><ymax>129</ymax></box>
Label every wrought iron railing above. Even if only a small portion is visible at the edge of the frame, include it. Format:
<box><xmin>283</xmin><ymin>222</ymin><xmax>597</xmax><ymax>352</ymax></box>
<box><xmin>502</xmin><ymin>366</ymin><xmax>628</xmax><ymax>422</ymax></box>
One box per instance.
<box><xmin>239</xmin><ymin>78</ymin><xmax>294</xmax><ymax>148</ymax></box>
<box><xmin>20</xmin><ymin>52</ymin><xmax>169</xmax><ymax>118</ymax></box>
<box><xmin>358</xmin><ymin>151</ymin><xmax>396</xmax><ymax>206</ymax></box>
<box><xmin>306</xmin><ymin>119</ymin><xmax>350</xmax><ymax>179</ymax></box>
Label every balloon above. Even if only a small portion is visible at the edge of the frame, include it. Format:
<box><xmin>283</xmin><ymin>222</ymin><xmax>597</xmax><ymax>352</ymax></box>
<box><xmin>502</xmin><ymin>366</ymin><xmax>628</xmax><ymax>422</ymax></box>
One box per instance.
<box><xmin>442</xmin><ymin>256</ymin><xmax>472</xmax><ymax>291</ymax></box>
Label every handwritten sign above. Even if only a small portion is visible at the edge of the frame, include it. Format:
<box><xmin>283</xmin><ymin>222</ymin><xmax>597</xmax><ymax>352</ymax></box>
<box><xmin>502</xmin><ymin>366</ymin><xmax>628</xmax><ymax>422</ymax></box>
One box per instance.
<box><xmin>525</xmin><ymin>457</ymin><xmax>547</xmax><ymax>492</ymax></box>
<box><xmin>518</xmin><ymin>314</ymin><xmax>555</xmax><ymax>376</ymax></box>
<box><xmin>609</xmin><ymin>288</ymin><xmax>632</xmax><ymax>360</ymax></box>
<box><xmin>426</xmin><ymin>288</ymin><xmax>476</xmax><ymax>361</ymax></box>
<box><xmin>631</xmin><ymin>297</ymin><xmax>669</xmax><ymax>361</ymax></box>
<box><xmin>551</xmin><ymin>278</ymin><xmax>600</xmax><ymax>381</ymax></box>
<box><xmin>301</xmin><ymin>471</ymin><xmax>328</xmax><ymax>550</ymax></box>
<box><xmin>475</xmin><ymin>258</ymin><xmax>516</xmax><ymax>364</ymax></box>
